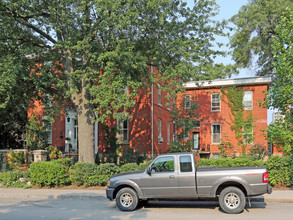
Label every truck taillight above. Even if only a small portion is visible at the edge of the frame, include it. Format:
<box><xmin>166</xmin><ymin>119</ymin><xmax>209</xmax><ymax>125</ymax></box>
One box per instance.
<box><xmin>263</xmin><ymin>172</ymin><xmax>269</xmax><ymax>183</ymax></box>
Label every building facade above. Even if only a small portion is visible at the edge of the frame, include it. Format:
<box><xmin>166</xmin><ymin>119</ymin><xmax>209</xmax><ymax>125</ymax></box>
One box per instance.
<box><xmin>40</xmin><ymin>76</ymin><xmax>272</xmax><ymax>159</ymax></box>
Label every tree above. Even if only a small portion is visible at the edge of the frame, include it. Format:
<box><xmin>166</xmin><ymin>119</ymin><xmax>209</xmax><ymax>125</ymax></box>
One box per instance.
<box><xmin>267</xmin><ymin>8</ymin><xmax>293</xmax><ymax>156</ymax></box>
<box><xmin>0</xmin><ymin>0</ymin><xmax>233</xmax><ymax>162</ymax></box>
<box><xmin>168</xmin><ymin>94</ymin><xmax>201</xmax><ymax>153</ymax></box>
<box><xmin>230</xmin><ymin>0</ymin><xmax>293</xmax><ymax>76</ymax></box>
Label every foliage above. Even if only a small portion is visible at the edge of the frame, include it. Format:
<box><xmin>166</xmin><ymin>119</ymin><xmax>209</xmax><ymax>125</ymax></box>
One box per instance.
<box><xmin>168</xmin><ymin>93</ymin><xmax>201</xmax><ymax>153</ymax></box>
<box><xmin>30</xmin><ymin>161</ymin><xmax>70</xmax><ymax>187</ymax></box>
<box><xmin>221</xmin><ymin>86</ymin><xmax>255</xmax><ymax>154</ymax></box>
<box><xmin>266</xmin><ymin>9</ymin><xmax>293</xmax><ymax>156</ymax></box>
<box><xmin>7</xmin><ymin>151</ymin><xmax>28</xmax><ymax>171</ymax></box>
<box><xmin>52</xmin><ymin>158</ymin><xmax>72</xmax><ymax>171</ymax></box>
<box><xmin>217</xmin><ymin>141</ymin><xmax>233</xmax><ymax>158</ymax></box>
<box><xmin>249</xmin><ymin>144</ymin><xmax>268</xmax><ymax>160</ymax></box>
<box><xmin>265</xmin><ymin>155</ymin><xmax>292</xmax><ymax>187</ymax></box>
<box><xmin>197</xmin><ymin>158</ymin><xmax>264</xmax><ymax>168</ymax></box>
<box><xmin>48</xmin><ymin>146</ymin><xmax>62</xmax><ymax>160</ymax></box>
<box><xmin>69</xmin><ymin>162</ymin><xmax>98</xmax><ymax>187</ymax></box>
<box><xmin>26</xmin><ymin>113</ymin><xmax>50</xmax><ymax>151</ymax></box>
<box><xmin>0</xmin><ymin>170</ymin><xmax>30</xmax><ymax>188</ymax></box>
<box><xmin>230</xmin><ymin>0</ymin><xmax>293</xmax><ymax>76</ymax></box>
<box><xmin>197</xmin><ymin>156</ymin><xmax>293</xmax><ymax>187</ymax></box>
<box><xmin>96</xmin><ymin>163</ymin><xmax>120</xmax><ymax>186</ymax></box>
<box><xmin>0</xmin><ymin>0</ymin><xmax>234</xmax><ymax>162</ymax></box>
<box><xmin>120</xmin><ymin>163</ymin><xmax>140</xmax><ymax>173</ymax></box>
<box><xmin>119</xmin><ymin>147</ymin><xmax>146</xmax><ymax>165</ymax></box>
<box><xmin>101</xmin><ymin>124</ymin><xmax>119</xmax><ymax>164</ymax></box>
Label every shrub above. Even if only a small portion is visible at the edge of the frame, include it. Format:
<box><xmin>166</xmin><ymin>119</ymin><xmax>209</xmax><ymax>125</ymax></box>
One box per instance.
<box><xmin>52</xmin><ymin>158</ymin><xmax>72</xmax><ymax>171</ymax></box>
<box><xmin>197</xmin><ymin>158</ymin><xmax>264</xmax><ymax>167</ymax></box>
<box><xmin>265</xmin><ymin>155</ymin><xmax>291</xmax><ymax>187</ymax></box>
<box><xmin>119</xmin><ymin>147</ymin><xmax>146</xmax><ymax>165</ymax></box>
<box><xmin>30</xmin><ymin>161</ymin><xmax>70</xmax><ymax>187</ymax></box>
<box><xmin>138</xmin><ymin>161</ymin><xmax>152</xmax><ymax>170</ymax></box>
<box><xmin>0</xmin><ymin>170</ymin><xmax>30</xmax><ymax>188</ymax></box>
<box><xmin>96</xmin><ymin>163</ymin><xmax>120</xmax><ymax>186</ymax></box>
<box><xmin>69</xmin><ymin>162</ymin><xmax>98</xmax><ymax>187</ymax></box>
<box><xmin>120</xmin><ymin>163</ymin><xmax>140</xmax><ymax>173</ymax></box>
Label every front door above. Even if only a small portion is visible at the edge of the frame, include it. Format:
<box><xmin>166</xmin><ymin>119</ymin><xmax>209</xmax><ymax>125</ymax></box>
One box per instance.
<box><xmin>140</xmin><ymin>156</ymin><xmax>178</xmax><ymax>198</ymax></box>
<box><xmin>193</xmin><ymin>132</ymin><xmax>199</xmax><ymax>150</ymax></box>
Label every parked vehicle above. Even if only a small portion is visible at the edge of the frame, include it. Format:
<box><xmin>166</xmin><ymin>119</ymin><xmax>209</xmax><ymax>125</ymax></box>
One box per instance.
<box><xmin>106</xmin><ymin>153</ymin><xmax>272</xmax><ymax>214</ymax></box>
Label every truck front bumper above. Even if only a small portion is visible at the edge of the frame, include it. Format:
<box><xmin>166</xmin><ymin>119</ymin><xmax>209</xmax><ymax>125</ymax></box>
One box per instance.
<box><xmin>106</xmin><ymin>187</ymin><xmax>115</xmax><ymax>201</ymax></box>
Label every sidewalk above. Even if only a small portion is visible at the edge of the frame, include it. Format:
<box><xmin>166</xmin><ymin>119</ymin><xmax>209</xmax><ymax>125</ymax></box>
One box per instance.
<box><xmin>0</xmin><ymin>188</ymin><xmax>292</xmax><ymax>203</ymax></box>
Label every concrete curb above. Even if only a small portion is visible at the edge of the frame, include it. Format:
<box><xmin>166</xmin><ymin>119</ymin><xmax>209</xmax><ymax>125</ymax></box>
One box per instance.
<box><xmin>1</xmin><ymin>188</ymin><xmax>292</xmax><ymax>203</ymax></box>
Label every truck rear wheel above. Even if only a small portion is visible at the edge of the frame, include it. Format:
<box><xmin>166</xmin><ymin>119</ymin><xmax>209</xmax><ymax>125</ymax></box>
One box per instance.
<box><xmin>116</xmin><ymin>187</ymin><xmax>138</xmax><ymax>211</ymax></box>
<box><xmin>219</xmin><ymin>186</ymin><xmax>246</xmax><ymax>214</ymax></box>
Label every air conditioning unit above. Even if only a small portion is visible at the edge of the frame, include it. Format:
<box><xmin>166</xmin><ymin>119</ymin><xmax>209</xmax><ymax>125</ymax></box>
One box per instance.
<box><xmin>159</xmin><ymin>137</ymin><xmax>164</xmax><ymax>143</ymax></box>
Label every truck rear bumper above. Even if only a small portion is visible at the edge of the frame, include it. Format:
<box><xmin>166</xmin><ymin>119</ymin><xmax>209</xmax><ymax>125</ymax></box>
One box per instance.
<box><xmin>267</xmin><ymin>185</ymin><xmax>272</xmax><ymax>194</ymax></box>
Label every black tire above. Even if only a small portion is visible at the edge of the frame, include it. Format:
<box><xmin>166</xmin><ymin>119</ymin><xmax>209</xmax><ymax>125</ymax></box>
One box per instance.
<box><xmin>219</xmin><ymin>186</ymin><xmax>246</xmax><ymax>214</ymax></box>
<box><xmin>115</xmin><ymin>187</ymin><xmax>139</xmax><ymax>211</ymax></box>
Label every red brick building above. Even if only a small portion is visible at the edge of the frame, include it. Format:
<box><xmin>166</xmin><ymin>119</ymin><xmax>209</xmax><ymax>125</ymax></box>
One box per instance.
<box><xmin>42</xmin><ymin>76</ymin><xmax>271</xmax><ymax>159</ymax></box>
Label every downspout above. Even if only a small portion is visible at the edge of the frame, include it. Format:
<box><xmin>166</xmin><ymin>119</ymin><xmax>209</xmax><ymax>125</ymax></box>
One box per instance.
<box><xmin>151</xmin><ymin>66</ymin><xmax>154</xmax><ymax>159</ymax></box>
<box><xmin>94</xmin><ymin>112</ymin><xmax>98</xmax><ymax>155</ymax></box>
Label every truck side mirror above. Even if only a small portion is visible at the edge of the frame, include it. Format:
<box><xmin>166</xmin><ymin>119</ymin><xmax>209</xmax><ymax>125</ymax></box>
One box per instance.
<box><xmin>147</xmin><ymin>166</ymin><xmax>152</xmax><ymax>176</ymax></box>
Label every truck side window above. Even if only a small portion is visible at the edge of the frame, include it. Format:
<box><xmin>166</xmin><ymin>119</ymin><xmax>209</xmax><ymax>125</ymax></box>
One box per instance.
<box><xmin>151</xmin><ymin>156</ymin><xmax>174</xmax><ymax>173</ymax></box>
<box><xmin>180</xmin><ymin>156</ymin><xmax>192</xmax><ymax>172</ymax></box>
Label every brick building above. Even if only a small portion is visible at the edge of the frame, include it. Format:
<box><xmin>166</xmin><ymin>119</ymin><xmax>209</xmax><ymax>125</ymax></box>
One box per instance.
<box><xmin>41</xmin><ymin>76</ymin><xmax>271</xmax><ymax>159</ymax></box>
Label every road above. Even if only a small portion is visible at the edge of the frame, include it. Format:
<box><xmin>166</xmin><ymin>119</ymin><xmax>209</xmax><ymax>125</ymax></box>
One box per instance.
<box><xmin>0</xmin><ymin>198</ymin><xmax>292</xmax><ymax>220</ymax></box>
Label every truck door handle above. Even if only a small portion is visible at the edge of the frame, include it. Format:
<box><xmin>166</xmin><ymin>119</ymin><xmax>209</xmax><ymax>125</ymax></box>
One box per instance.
<box><xmin>169</xmin><ymin>175</ymin><xmax>175</xmax><ymax>179</ymax></box>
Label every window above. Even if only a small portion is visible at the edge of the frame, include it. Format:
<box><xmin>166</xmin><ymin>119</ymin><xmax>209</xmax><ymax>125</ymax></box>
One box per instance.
<box><xmin>183</xmin><ymin>126</ymin><xmax>189</xmax><ymax>140</ymax></box>
<box><xmin>158</xmin><ymin>84</ymin><xmax>162</xmax><ymax>105</ymax></box>
<box><xmin>243</xmin><ymin>123</ymin><xmax>253</xmax><ymax>145</ymax></box>
<box><xmin>180</xmin><ymin>156</ymin><xmax>193</xmax><ymax>172</ymax></box>
<box><xmin>117</xmin><ymin>117</ymin><xmax>129</xmax><ymax>144</ymax></box>
<box><xmin>47</xmin><ymin>123</ymin><xmax>52</xmax><ymax>144</ymax></box>
<box><xmin>243</xmin><ymin>91</ymin><xmax>253</xmax><ymax>110</ymax></box>
<box><xmin>212</xmin><ymin>124</ymin><xmax>221</xmax><ymax>144</ymax></box>
<box><xmin>211</xmin><ymin>93</ymin><xmax>221</xmax><ymax>111</ymax></box>
<box><xmin>185</xmin><ymin>95</ymin><xmax>191</xmax><ymax>109</ymax></box>
<box><xmin>158</xmin><ymin>119</ymin><xmax>163</xmax><ymax>143</ymax></box>
<box><xmin>42</xmin><ymin>116</ymin><xmax>52</xmax><ymax>144</ymax></box>
<box><xmin>167</xmin><ymin>122</ymin><xmax>171</xmax><ymax>144</ymax></box>
<box><xmin>173</xmin><ymin>123</ymin><xmax>176</xmax><ymax>142</ymax></box>
<box><xmin>151</xmin><ymin>156</ymin><xmax>174</xmax><ymax>173</ymax></box>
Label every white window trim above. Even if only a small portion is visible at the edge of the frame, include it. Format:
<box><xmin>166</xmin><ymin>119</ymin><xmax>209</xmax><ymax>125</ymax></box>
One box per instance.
<box><xmin>158</xmin><ymin>84</ymin><xmax>162</xmax><ymax>106</ymax></box>
<box><xmin>211</xmin><ymin>124</ymin><xmax>221</xmax><ymax>144</ymax></box>
<box><xmin>116</xmin><ymin>113</ymin><xmax>129</xmax><ymax>144</ymax></box>
<box><xmin>243</xmin><ymin>91</ymin><xmax>253</xmax><ymax>110</ymax></box>
<box><xmin>185</xmin><ymin>95</ymin><xmax>191</xmax><ymax>109</ymax></box>
<box><xmin>211</xmin><ymin>93</ymin><xmax>221</xmax><ymax>112</ymax></box>
<box><xmin>243</xmin><ymin>123</ymin><xmax>253</xmax><ymax>145</ymax></box>
<box><xmin>158</xmin><ymin>119</ymin><xmax>163</xmax><ymax>144</ymax></box>
<box><xmin>167</xmin><ymin>122</ymin><xmax>171</xmax><ymax>144</ymax></box>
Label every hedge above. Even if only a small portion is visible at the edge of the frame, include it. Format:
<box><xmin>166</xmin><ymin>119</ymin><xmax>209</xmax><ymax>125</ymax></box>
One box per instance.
<box><xmin>3</xmin><ymin>155</ymin><xmax>291</xmax><ymax>188</ymax></box>
<box><xmin>30</xmin><ymin>161</ymin><xmax>71</xmax><ymax>187</ymax></box>
<box><xmin>197</xmin><ymin>155</ymin><xmax>293</xmax><ymax>187</ymax></box>
<box><xmin>0</xmin><ymin>170</ymin><xmax>30</xmax><ymax>188</ymax></box>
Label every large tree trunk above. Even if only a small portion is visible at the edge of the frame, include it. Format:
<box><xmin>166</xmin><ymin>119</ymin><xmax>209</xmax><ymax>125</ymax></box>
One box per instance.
<box><xmin>76</xmin><ymin>82</ymin><xmax>95</xmax><ymax>163</ymax></box>
<box><xmin>63</xmin><ymin>50</ymin><xmax>95</xmax><ymax>163</ymax></box>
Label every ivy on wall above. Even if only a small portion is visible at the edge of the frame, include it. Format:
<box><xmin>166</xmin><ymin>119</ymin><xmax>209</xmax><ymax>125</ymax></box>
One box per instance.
<box><xmin>221</xmin><ymin>86</ymin><xmax>255</xmax><ymax>154</ymax></box>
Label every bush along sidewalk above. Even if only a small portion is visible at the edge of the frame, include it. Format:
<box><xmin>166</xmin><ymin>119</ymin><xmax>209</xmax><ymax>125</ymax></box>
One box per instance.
<box><xmin>0</xmin><ymin>156</ymin><xmax>291</xmax><ymax>188</ymax></box>
<box><xmin>197</xmin><ymin>155</ymin><xmax>293</xmax><ymax>187</ymax></box>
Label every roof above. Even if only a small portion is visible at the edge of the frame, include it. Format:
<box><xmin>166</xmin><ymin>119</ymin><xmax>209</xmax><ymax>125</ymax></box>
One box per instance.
<box><xmin>184</xmin><ymin>76</ymin><xmax>272</xmax><ymax>89</ymax></box>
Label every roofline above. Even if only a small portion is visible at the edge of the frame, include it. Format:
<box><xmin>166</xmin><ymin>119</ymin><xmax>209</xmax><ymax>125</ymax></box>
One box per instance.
<box><xmin>184</xmin><ymin>76</ymin><xmax>272</xmax><ymax>89</ymax></box>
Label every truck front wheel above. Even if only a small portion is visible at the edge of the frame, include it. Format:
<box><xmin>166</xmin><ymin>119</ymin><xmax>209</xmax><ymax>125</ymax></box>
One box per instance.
<box><xmin>116</xmin><ymin>187</ymin><xmax>139</xmax><ymax>211</ymax></box>
<box><xmin>219</xmin><ymin>186</ymin><xmax>246</xmax><ymax>214</ymax></box>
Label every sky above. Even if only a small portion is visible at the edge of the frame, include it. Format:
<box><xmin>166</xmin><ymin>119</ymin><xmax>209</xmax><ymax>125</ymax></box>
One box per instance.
<box><xmin>186</xmin><ymin>0</ymin><xmax>273</xmax><ymax>124</ymax></box>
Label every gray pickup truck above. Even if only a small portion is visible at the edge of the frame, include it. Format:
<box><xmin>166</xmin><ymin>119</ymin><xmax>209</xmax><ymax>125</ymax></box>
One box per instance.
<box><xmin>106</xmin><ymin>152</ymin><xmax>272</xmax><ymax>214</ymax></box>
